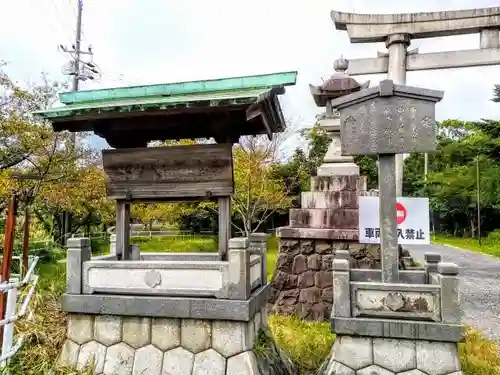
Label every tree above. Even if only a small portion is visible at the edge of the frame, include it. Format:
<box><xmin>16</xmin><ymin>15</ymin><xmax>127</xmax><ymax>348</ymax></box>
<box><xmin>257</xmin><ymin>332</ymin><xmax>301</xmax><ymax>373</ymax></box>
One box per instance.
<box><xmin>231</xmin><ymin>135</ymin><xmax>293</xmax><ymax>235</ymax></box>
<box><xmin>404</xmin><ymin>119</ymin><xmax>500</xmax><ymax>237</ymax></box>
<box><xmin>492</xmin><ymin>84</ymin><xmax>500</xmax><ymax>102</ymax></box>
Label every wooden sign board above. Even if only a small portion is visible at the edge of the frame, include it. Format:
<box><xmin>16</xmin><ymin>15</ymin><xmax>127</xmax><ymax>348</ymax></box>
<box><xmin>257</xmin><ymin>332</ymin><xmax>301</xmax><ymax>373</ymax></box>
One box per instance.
<box><xmin>102</xmin><ymin>144</ymin><xmax>234</xmax><ymax>201</ymax></box>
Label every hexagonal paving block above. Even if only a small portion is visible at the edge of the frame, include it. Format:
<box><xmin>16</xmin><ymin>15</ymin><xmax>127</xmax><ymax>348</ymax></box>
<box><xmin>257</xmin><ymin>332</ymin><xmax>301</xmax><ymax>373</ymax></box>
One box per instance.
<box><xmin>58</xmin><ymin>340</ymin><xmax>80</xmax><ymax>368</ymax></box>
<box><xmin>397</xmin><ymin>370</ymin><xmax>428</xmax><ymax>375</ymax></box>
<box><xmin>103</xmin><ymin>342</ymin><xmax>135</xmax><ymax>375</ymax></box>
<box><xmin>123</xmin><ymin>317</ymin><xmax>151</xmax><ymax>349</ymax></box>
<box><xmin>151</xmin><ymin>317</ymin><xmax>180</xmax><ymax>351</ymax></box>
<box><xmin>68</xmin><ymin>314</ymin><xmax>94</xmax><ymax>345</ymax></box>
<box><xmin>373</xmin><ymin>338</ymin><xmax>416</xmax><ymax>373</ymax></box>
<box><xmin>357</xmin><ymin>364</ymin><xmax>395</xmax><ymax>375</ymax></box>
<box><xmin>416</xmin><ymin>341</ymin><xmax>461</xmax><ymax>375</ymax></box>
<box><xmin>132</xmin><ymin>344</ymin><xmax>163</xmax><ymax>375</ymax></box>
<box><xmin>325</xmin><ymin>360</ymin><xmax>354</xmax><ymax>375</ymax></box>
<box><xmin>94</xmin><ymin>315</ymin><xmax>122</xmax><ymax>346</ymax></box>
<box><xmin>162</xmin><ymin>347</ymin><xmax>195</xmax><ymax>375</ymax></box>
<box><xmin>192</xmin><ymin>349</ymin><xmax>225</xmax><ymax>375</ymax></box>
<box><xmin>181</xmin><ymin>319</ymin><xmax>211</xmax><ymax>354</ymax></box>
<box><xmin>332</xmin><ymin>336</ymin><xmax>373</xmax><ymax>370</ymax></box>
<box><xmin>227</xmin><ymin>351</ymin><xmax>260</xmax><ymax>375</ymax></box>
<box><xmin>212</xmin><ymin>320</ymin><xmax>253</xmax><ymax>357</ymax></box>
<box><xmin>76</xmin><ymin>340</ymin><xmax>106</xmax><ymax>374</ymax></box>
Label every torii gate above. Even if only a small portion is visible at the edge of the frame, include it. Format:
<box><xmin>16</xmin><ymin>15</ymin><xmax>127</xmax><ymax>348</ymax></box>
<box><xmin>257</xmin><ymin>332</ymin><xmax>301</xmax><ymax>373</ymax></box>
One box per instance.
<box><xmin>331</xmin><ymin>7</ymin><xmax>500</xmax><ymax>196</ymax></box>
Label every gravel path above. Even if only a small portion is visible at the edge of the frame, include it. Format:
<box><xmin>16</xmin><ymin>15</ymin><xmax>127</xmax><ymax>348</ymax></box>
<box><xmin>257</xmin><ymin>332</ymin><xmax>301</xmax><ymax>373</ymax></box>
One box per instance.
<box><xmin>406</xmin><ymin>244</ymin><xmax>500</xmax><ymax>341</ymax></box>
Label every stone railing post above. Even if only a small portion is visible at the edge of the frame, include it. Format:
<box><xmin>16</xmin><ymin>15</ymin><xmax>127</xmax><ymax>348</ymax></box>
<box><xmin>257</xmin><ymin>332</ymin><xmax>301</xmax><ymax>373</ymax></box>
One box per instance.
<box><xmin>425</xmin><ymin>252</ymin><xmax>441</xmax><ymax>284</ymax></box>
<box><xmin>110</xmin><ymin>234</ymin><xmax>116</xmax><ymax>255</ymax></box>
<box><xmin>66</xmin><ymin>237</ymin><xmax>91</xmax><ymax>294</ymax></box>
<box><xmin>438</xmin><ymin>262</ymin><xmax>462</xmax><ymax>324</ymax></box>
<box><xmin>228</xmin><ymin>237</ymin><xmax>251</xmax><ymax>300</ymax></box>
<box><xmin>249</xmin><ymin>232</ymin><xmax>269</xmax><ymax>285</ymax></box>
<box><xmin>331</xmin><ymin>257</ymin><xmax>351</xmax><ymax>318</ymax></box>
<box><xmin>130</xmin><ymin>244</ymin><xmax>140</xmax><ymax>260</ymax></box>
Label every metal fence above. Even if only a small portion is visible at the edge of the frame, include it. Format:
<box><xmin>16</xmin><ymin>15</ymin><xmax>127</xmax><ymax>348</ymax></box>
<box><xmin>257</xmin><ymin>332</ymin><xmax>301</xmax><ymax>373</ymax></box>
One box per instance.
<box><xmin>0</xmin><ymin>256</ymin><xmax>39</xmax><ymax>370</ymax></box>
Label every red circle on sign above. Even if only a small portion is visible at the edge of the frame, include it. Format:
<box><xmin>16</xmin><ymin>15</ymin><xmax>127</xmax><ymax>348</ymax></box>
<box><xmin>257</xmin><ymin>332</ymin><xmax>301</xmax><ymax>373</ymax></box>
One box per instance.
<box><xmin>396</xmin><ymin>203</ymin><xmax>407</xmax><ymax>225</ymax></box>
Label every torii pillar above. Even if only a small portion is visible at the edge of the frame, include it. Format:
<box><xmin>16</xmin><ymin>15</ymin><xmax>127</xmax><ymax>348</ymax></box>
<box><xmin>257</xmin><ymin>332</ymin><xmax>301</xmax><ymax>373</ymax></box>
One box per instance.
<box><xmin>331</xmin><ymin>6</ymin><xmax>500</xmax><ymax>196</ymax></box>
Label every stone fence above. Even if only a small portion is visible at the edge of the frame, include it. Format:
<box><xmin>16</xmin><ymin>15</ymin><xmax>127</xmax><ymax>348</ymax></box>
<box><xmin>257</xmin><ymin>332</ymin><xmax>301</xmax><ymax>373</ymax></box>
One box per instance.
<box><xmin>68</xmin><ymin>236</ymin><xmax>267</xmax><ymax>301</ymax></box>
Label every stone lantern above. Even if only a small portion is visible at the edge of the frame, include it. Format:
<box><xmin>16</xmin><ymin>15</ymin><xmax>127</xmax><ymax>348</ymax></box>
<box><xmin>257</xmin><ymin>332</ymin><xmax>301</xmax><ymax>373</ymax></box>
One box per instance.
<box><xmin>309</xmin><ymin>57</ymin><xmax>370</xmax><ymax>176</ymax></box>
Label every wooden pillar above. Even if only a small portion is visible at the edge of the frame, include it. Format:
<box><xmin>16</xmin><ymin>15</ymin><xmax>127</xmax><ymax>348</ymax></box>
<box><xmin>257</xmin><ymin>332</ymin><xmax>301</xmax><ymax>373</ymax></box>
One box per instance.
<box><xmin>115</xmin><ymin>200</ymin><xmax>131</xmax><ymax>260</ymax></box>
<box><xmin>218</xmin><ymin>197</ymin><xmax>231</xmax><ymax>260</ymax></box>
<box><xmin>0</xmin><ymin>194</ymin><xmax>18</xmax><ymax>349</ymax></box>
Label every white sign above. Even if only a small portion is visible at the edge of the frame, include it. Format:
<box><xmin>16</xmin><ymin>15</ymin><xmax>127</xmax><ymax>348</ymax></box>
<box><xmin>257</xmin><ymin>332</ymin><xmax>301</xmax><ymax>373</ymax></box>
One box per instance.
<box><xmin>358</xmin><ymin>197</ymin><xmax>430</xmax><ymax>245</ymax></box>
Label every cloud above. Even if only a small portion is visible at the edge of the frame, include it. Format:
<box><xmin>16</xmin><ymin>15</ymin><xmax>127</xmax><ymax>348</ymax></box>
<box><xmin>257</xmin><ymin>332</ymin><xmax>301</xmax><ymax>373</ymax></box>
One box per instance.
<box><xmin>2</xmin><ymin>0</ymin><xmax>499</xmax><ymax>154</ymax></box>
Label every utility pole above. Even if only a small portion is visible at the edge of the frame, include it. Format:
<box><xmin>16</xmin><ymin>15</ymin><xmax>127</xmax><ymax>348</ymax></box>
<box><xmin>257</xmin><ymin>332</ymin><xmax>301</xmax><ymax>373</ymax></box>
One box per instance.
<box><xmin>476</xmin><ymin>155</ymin><xmax>481</xmax><ymax>245</ymax></box>
<box><xmin>59</xmin><ymin>0</ymin><xmax>101</xmax><ymax>243</ymax></box>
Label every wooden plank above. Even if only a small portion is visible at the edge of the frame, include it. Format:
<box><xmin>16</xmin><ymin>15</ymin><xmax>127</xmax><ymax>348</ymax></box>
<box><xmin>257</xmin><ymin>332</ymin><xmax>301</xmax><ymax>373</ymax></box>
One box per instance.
<box><xmin>218</xmin><ymin>197</ymin><xmax>231</xmax><ymax>260</ymax></box>
<box><xmin>102</xmin><ymin>144</ymin><xmax>234</xmax><ymax>200</ymax></box>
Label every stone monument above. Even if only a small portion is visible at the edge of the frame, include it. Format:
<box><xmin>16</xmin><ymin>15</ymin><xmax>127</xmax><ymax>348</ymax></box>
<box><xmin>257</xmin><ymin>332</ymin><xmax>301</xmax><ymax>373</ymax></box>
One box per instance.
<box><xmin>35</xmin><ymin>72</ymin><xmax>300</xmax><ymax>375</ymax></box>
<box><xmin>270</xmin><ymin>61</ymin><xmax>388</xmax><ymax>320</ymax></box>
<box><xmin>331</xmin><ymin>6</ymin><xmax>500</xmax><ymax>197</ymax></box>
<box><xmin>318</xmin><ymin>80</ymin><xmax>464</xmax><ymax>375</ymax></box>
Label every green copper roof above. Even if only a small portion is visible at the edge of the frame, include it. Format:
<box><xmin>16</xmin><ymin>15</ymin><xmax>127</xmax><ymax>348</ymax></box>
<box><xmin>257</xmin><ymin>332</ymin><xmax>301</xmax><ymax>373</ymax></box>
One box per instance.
<box><xmin>36</xmin><ymin>87</ymin><xmax>274</xmax><ymax>120</ymax></box>
<box><xmin>59</xmin><ymin>71</ymin><xmax>297</xmax><ymax>105</ymax></box>
<box><xmin>34</xmin><ymin>71</ymin><xmax>297</xmax><ymax>120</ymax></box>
<box><xmin>33</xmin><ymin>71</ymin><xmax>297</xmax><ymax>148</ymax></box>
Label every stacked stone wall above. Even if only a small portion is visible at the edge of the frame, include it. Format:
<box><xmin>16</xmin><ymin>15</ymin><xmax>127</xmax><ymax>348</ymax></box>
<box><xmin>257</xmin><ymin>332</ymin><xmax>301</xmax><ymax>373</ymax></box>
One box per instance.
<box><xmin>59</xmin><ymin>308</ymin><xmax>268</xmax><ymax>375</ymax></box>
<box><xmin>318</xmin><ymin>336</ymin><xmax>462</xmax><ymax>375</ymax></box>
<box><xmin>269</xmin><ymin>239</ymin><xmax>413</xmax><ymax>320</ymax></box>
<box><xmin>268</xmin><ymin>239</ymin><xmax>380</xmax><ymax>320</ymax></box>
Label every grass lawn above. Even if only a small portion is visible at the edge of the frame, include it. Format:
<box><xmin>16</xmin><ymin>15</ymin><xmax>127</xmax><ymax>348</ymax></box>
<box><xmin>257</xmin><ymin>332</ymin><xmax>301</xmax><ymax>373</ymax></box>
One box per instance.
<box><xmin>432</xmin><ymin>234</ymin><xmax>500</xmax><ymax>257</ymax></box>
<box><xmin>6</xmin><ymin>236</ymin><xmax>500</xmax><ymax>375</ymax></box>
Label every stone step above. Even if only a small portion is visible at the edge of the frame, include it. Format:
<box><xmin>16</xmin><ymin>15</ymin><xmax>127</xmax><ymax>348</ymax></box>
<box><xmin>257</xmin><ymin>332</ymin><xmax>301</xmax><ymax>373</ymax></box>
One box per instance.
<box><xmin>289</xmin><ymin>208</ymin><xmax>358</xmax><ymax>229</ymax></box>
<box><xmin>277</xmin><ymin>226</ymin><xmax>358</xmax><ymax>240</ymax></box>
<box><xmin>311</xmin><ymin>175</ymin><xmax>367</xmax><ymax>192</ymax></box>
<box><xmin>301</xmin><ymin>191</ymin><xmax>358</xmax><ymax>209</ymax></box>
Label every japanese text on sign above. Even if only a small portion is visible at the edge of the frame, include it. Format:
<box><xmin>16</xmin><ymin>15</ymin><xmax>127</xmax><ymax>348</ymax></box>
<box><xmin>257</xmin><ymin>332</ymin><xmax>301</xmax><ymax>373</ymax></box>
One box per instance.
<box><xmin>359</xmin><ymin>197</ymin><xmax>430</xmax><ymax>245</ymax></box>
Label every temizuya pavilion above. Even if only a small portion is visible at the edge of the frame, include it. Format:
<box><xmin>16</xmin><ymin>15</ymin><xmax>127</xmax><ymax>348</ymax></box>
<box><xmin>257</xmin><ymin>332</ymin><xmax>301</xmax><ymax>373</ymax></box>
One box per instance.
<box><xmin>35</xmin><ymin>71</ymin><xmax>297</xmax><ymax>259</ymax></box>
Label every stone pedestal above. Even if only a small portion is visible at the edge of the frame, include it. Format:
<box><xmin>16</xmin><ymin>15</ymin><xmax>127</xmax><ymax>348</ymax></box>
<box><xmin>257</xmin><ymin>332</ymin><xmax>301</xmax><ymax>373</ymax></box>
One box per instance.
<box><xmin>317</xmin><ymin>253</ymin><xmax>464</xmax><ymax>375</ymax></box>
<box><xmin>320</xmin><ymin>336</ymin><xmax>462</xmax><ymax>375</ymax></box>
<box><xmin>316</xmin><ymin>116</ymin><xmax>359</xmax><ymax>176</ymax></box>
<box><xmin>59</xmin><ymin>237</ymin><xmax>298</xmax><ymax>375</ymax></box>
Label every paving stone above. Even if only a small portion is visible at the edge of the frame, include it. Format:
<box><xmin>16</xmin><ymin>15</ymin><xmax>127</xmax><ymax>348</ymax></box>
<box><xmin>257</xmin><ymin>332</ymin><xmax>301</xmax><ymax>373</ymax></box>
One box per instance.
<box><xmin>192</xmin><ymin>349</ymin><xmax>225</xmax><ymax>375</ymax></box>
<box><xmin>76</xmin><ymin>340</ymin><xmax>106</xmax><ymax>374</ymax></box>
<box><xmin>212</xmin><ymin>320</ymin><xmax>253</xmax><ymax>357</ymax></box>
<box><xmin>58</xmin><ymin>339</ymin><xmax>80</xmax><ymax>367</ymax></box>
<box><xmin>357</xmin><ymin>364</ymin><xmax>395</xmax><ymax>375</ymax></box>
<box><xmin>94</xmin><ymin>315</ymin><xmax>122</xmax><ymax>346</ymax></box>
<box><xmin>416</xmin><ymin>341</ymin><xmax>461</xmax><ymax>375</ymax></box>
<box><xmin>397</xmin><ymin>370</ymin><xmax>427</xmax><ymax>375</ymax></box>
<box><xmin>162</xmin><ymin>347</ymin><xmax>195</xmax><ymax>375</ymax></box>
<box><xmin>68</xmin><ymin>314</ymin><xmax>94</xmax><ymax>345</ymax></box>
<box><xmin>103</xmin><ymin>342</ymin><xmax>135</xmax><ymax>375</ymax></box>
<box><xmin>151</xmin><ymin>318</ymin><xmax>181</xmax><ymax>351</ymax></box>
<box><xmin>181</xmin><ymin>319</ymin><xmax>211</xmax><ymax>354</ymax></box>
<box><xmin>332</xmin><ymin>336</ymin><xmax>373</xmax><ymax>370</ymax></box>
<box><xmin>132</xmin><ymin>344</ymin><xmax>163</xmax><ymax>375</ymax></box>
<box><xmin>373</xmin><ymin>338</ymin><xmax>416</xmax><ymax>373</ymax></box>
<box><xmin>227</xmin><ymin>351</ymin><xmax>261</xmax><ymax>375</ymax></box>
<box><xmin>325</xmin><ymin>360</ymin><xmax>355</xmax><ymax>375</ymax></box>
<box><xmin>447</xmin><ymin>372</ymin><xmax>463</xmax><ymax>375</ymax></box>
<box><xmin>123</xmin><ymin>317</ymin><xmax>151</xmax><ymax>349</ymax></box>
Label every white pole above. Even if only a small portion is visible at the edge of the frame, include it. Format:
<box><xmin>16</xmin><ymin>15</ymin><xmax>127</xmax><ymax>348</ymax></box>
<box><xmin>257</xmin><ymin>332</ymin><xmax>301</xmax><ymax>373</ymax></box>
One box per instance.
<box><xmin>1</xmin><ymin>287</ymin><xmax>17</xmax><ymax>369</ymax></box>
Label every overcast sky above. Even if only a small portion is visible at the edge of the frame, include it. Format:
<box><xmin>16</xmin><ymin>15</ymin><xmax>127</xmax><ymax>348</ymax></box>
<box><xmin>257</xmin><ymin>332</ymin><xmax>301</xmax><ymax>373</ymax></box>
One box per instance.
<box><xmin>2</xmin><ymin>0</ymin><xmax>499</xmax><ymax>153</ymax></box>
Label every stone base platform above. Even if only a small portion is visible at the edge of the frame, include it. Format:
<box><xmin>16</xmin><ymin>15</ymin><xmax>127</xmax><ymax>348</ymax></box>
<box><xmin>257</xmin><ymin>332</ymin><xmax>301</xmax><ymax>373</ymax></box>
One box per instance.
<box><xmin>58</xmin><ymin>305</ymin><xmax>298</xmax><ymax>375</ymax></box>
<box><xmin>268</xmin><ymin>236</ymin><xmax>416</xmax><ymax>321</ymax></box>
<box><xmin>317</xmin><ymin>335</ymin><xmax>462</xmax><ymax>375</ymax></box>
